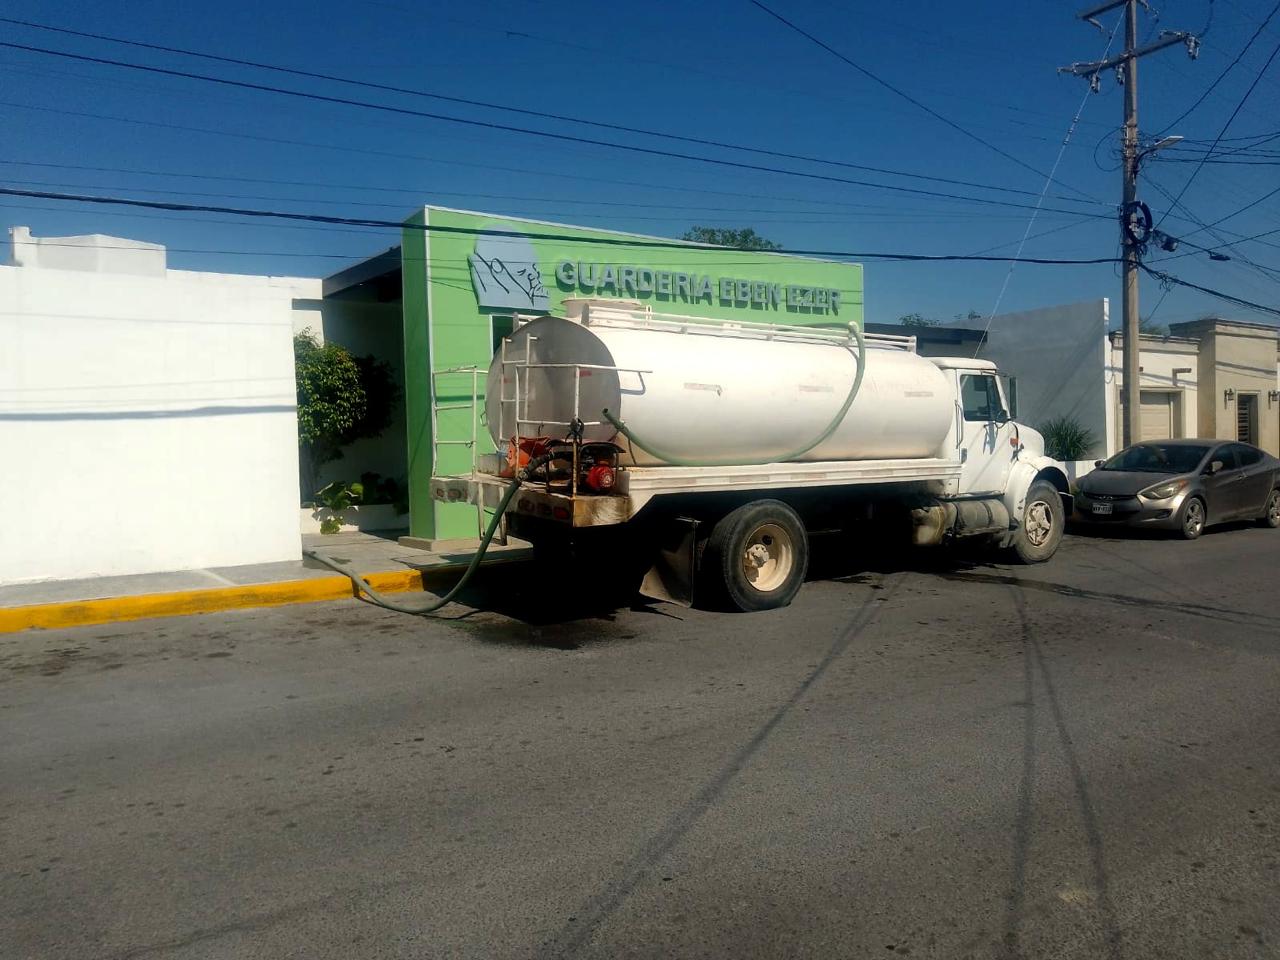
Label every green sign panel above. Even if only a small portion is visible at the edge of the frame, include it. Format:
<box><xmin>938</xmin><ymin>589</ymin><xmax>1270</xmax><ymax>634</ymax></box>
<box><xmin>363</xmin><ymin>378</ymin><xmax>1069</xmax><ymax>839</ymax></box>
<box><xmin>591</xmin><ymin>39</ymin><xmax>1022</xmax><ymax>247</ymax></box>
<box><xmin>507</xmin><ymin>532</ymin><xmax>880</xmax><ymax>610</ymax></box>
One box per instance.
<box><xmin>402</xmin><ymin>207</ymin><xmax>864</xmax><ymax>541</ymax></box>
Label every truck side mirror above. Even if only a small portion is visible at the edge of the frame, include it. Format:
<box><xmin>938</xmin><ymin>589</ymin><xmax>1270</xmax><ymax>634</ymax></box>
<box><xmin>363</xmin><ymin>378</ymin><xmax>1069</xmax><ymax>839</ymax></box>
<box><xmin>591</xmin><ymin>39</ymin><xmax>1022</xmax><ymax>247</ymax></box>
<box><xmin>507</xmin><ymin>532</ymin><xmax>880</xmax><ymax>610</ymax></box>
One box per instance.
<box><xmin>994</xmin><ymin>409</ymin><xmax>1010</xmax><ymax>425</ymax></box>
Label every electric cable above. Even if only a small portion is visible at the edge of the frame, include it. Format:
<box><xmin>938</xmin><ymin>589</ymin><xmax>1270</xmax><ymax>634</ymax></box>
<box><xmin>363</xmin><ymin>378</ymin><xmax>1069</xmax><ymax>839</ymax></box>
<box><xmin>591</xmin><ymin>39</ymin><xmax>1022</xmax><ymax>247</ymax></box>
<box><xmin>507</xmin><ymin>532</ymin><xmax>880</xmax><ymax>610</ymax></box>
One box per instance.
<box><xmin>972</xmin><ymin>12</ymin><xmax>1121</xmax><ymax>356</ymax></box>
<box><xmin>1138</xmin><ymin>262</ymin><xmax>1280</xmax><ymax>317</ymax></box>
<box><xmin>0</xmin><ymin>98</ymin><xmax>1113</xmax><ymax>222</ymax></box>
<box><xmin>0</xmin><ymin>186</ymin><xmax>1125</xmax><ymax>263</ymax></box>
<box><xmin>0</xmin><ymin>159</ymin><xmax>1097</xmax><ymax>219</ymax></box>
<box><xmin>1153</xmin><ymin>0</ymin><xmax>1278</xmax><ymax>135</ymax></box>
<box><xmin>0</xmin><ymin>40</ymin><xmax>1113</xmax><ymax>216</ymax></box>
<box><xmin>748</xmin><ymin>0</ymin><xmax>1103</xmax><ymax>204</ymax></box>
<box><xmin>1152</xmin><ymin>29</ymin><xmax>1280</xmax><ymax>229</ymax></box>
<box><xmin>0</xmin><ymin>16</ymin><xmax>1108</xmax><ymax>206</ymax></box>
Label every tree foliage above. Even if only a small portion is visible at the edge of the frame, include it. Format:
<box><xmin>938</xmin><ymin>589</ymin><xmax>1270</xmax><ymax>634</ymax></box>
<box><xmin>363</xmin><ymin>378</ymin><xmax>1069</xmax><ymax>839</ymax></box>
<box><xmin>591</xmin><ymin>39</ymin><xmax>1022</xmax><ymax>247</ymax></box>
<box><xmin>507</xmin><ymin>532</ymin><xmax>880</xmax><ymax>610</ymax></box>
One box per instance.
<box><xmin>898</xmin><ymin>309</ymin><xmax>982</xmax><ymax>328</ymax></box>
<box><xmin>898</xmin><ymin>313</ymin><xmax>939</xmax><ymax>328</ymax></box>
<box><xmin>293</xmin><ymin>330</ymin><xmax>401</xmax><ymax>499</ymax></box>
<box><xmin>681</xmin><ymin>226</ymin><xmax>782</xmax><ymax>251</ymax></box>
<box><xmin>1138</xmin><ymin>315</ymin><xmax>1168</xmax><ymax>336</ymax></box>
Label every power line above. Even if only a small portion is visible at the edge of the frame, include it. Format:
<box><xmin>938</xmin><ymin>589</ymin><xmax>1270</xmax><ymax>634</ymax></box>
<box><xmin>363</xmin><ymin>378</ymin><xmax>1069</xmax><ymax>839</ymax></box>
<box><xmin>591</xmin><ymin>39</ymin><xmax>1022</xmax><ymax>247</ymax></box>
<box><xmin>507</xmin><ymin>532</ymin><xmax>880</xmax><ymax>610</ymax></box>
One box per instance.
<box><xmin>1152</xmin><ymin>23</ymin><xmax>1280</xmax><ymax>229</ymax></box>
<box><xmin>8</xmin><ymin>175</ymin><xmax>1086</xmax><ymax>226</ymax></box>
<box><xmin>0</xmin><ymin>41</ymin><xmax>1122</xmax><ymax>222</ymax></box>
<box><xmin>748</xmin><ymin>0</ymin><xmax>1103</xmax><ymax>204</ymax></box>
<box><xmin>0</xmin><ymin>22</ymin><xmax>1106</xmax><ymax>209</ymax></box>
<box><xmin>1154</xmin><ymin>0</ymin><xmax>1280</xmax><ymax>134</ymax></box>
<box><xmin>0</xmin><ymin>98</ymin><xmax>1120</xmax><ymax>233</ymax></box>
<box><xmin>1140</xmin><ymin>262</ymin><xmax>1280</xmax><ymax>317</ymax></box>
<box><xmin>1146</xmin><ymin>176</ymin><xmax>1280</xmax><ymax>281</ymax></box>
<box><xmin>0</xmin><ymin>185</ymin><xmax>1126</xmax><ymax>265</ymax></box>
<box><xmin>0</xmin><ymin>160</ymin><xmax>1097</xmax><ymax>222</ymax></box>
<box><xmin>974</xmin><ymin>13</ymin><xmax>1122</xmax><ymax>356</ymax></box>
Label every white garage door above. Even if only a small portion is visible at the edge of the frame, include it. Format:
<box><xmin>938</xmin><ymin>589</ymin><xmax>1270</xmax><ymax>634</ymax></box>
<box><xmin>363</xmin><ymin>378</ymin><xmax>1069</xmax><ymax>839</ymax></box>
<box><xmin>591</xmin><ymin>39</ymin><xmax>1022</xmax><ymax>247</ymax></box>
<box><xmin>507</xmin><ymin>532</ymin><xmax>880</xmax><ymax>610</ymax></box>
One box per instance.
<box><xmin>1139</xmin><ymin>390</ymin><xmax>1176</xmax><ymax>441</ymax></box>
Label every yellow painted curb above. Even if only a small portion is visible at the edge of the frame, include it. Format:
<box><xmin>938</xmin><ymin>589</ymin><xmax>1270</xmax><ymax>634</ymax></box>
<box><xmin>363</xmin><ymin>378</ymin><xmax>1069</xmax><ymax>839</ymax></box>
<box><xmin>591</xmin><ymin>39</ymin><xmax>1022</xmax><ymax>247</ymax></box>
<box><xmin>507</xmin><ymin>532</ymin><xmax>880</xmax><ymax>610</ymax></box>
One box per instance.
<box><xmin>0</xmin><ymin>564</ymin><xmax>503</xmax><ymax>635</ymax></box>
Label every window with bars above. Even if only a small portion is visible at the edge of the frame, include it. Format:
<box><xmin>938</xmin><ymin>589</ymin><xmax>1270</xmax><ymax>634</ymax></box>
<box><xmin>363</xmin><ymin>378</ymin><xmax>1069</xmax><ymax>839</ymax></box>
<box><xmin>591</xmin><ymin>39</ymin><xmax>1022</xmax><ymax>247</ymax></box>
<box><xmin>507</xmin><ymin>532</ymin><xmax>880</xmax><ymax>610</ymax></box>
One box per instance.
<box><xmin>1236</xmin><ymin>393</ymin><xmax>1258</xmax><ymax>445</ymax></box>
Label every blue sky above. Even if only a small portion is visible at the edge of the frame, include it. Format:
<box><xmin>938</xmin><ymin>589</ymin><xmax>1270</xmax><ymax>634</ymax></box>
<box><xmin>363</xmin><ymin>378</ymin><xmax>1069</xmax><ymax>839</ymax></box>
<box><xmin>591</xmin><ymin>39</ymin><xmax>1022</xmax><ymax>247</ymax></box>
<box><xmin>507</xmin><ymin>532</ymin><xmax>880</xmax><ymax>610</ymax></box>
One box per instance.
<box><xmin>2</xmin><ymin>0</ymin><xmax>1277</xmax><ymax>327</ymax></box>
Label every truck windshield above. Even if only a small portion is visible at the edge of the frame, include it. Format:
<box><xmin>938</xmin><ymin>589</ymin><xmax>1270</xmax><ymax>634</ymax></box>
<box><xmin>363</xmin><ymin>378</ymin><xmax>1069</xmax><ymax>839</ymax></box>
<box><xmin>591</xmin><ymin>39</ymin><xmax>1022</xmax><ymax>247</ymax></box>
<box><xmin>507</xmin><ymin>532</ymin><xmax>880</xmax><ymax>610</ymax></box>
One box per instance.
<box><xmin>1101</xmin><ymin>443</ymin><xmax>1211</xmax><ymax>474</ymax></box>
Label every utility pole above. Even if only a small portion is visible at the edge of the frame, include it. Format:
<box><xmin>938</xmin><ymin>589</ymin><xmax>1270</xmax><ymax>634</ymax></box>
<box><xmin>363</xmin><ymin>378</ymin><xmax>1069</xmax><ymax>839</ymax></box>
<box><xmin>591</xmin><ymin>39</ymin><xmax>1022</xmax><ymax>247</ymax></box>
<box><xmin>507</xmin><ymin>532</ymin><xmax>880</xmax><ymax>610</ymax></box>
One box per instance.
<box><xmin>1060</xmin><ymin>0</ymin><xmax>1199</xmax><ymax>448</ymax></box>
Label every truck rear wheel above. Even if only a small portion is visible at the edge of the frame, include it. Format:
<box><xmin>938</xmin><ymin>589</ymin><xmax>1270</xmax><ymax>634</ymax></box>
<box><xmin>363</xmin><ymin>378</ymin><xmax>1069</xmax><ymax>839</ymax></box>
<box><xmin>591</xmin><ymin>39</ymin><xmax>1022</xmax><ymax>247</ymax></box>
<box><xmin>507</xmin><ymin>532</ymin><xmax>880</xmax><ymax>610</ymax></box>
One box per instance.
<box><xmin>1008</xmin><ymin>479</ymin><xmax>1064</xmax><ymax>564</ymax></box>
<box><xmin>701</xmin><ymin>500</ymin><xmax>809</xmax><ymax>612</ymax></box>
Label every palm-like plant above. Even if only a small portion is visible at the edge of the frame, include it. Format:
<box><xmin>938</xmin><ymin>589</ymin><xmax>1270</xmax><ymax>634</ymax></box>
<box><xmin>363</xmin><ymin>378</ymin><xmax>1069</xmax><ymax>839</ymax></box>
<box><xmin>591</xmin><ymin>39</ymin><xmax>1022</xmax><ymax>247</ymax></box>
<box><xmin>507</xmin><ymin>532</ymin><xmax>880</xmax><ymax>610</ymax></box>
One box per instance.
<box><xmin>1039</xmin><ymin>416</ymin><xmax>1097</xmax><ymax>461</ymax></box>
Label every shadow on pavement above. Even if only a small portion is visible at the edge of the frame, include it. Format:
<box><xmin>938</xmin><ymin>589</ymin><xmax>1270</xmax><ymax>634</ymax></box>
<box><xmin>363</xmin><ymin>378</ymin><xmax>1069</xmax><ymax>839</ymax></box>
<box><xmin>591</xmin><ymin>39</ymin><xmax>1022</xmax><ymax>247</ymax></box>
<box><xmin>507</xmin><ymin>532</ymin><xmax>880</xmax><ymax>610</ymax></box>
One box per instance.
<box><xmin>389</xmin><ymin>536</ymin><xmax>1003</xmax><ymax>648</ymax></box>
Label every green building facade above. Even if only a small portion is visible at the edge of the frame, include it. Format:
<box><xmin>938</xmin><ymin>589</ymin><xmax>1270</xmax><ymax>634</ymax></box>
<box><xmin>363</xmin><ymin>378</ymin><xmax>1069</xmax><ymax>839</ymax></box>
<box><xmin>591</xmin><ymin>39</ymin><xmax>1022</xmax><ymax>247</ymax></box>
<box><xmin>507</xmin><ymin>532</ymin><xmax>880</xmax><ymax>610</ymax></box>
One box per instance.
<box><xmin>401</xmin><ymin>207</ymin><xmax>864</xmax><ymax>541</ymax></box>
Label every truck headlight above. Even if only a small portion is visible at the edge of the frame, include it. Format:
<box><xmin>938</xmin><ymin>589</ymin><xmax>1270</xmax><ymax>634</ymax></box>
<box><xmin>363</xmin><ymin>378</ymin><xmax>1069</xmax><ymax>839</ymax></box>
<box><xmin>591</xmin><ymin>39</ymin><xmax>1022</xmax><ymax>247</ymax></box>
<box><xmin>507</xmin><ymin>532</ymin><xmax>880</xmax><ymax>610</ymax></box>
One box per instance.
<box><xmin>1138</xmin><ymin>478</ymin><xmax>1187</xmax><ymax>501</ymax></box>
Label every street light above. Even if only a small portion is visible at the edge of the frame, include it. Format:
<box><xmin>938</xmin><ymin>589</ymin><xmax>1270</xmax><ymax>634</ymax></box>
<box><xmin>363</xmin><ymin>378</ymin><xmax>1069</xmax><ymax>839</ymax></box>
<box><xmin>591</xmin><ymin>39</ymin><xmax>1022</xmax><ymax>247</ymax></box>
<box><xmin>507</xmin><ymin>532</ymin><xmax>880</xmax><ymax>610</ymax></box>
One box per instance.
<box><xmin>1141</xmin><ymin>135</ymin><xmax>1184</xmax><ymax>158</ymax></box>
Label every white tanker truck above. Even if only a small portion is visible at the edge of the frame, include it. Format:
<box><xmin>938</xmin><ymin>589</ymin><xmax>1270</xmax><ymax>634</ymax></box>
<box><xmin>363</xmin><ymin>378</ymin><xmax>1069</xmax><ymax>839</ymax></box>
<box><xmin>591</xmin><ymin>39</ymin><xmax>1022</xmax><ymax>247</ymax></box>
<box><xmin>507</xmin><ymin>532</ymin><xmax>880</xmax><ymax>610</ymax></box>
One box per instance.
<box><xmin>431</xmin><ymin>300</ymin><xmax>1071</xmax><ymax>612</ymax></box>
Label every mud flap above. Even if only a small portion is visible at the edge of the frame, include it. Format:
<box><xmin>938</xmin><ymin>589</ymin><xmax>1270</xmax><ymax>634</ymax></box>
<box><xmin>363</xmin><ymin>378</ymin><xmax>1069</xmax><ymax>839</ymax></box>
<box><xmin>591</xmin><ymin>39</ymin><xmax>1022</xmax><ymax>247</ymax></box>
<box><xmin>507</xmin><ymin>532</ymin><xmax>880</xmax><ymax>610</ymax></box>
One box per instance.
<box><xmin>639</xmin><ymin>517</ymin><xmax>700</xmax><ymax>607</ymax></box>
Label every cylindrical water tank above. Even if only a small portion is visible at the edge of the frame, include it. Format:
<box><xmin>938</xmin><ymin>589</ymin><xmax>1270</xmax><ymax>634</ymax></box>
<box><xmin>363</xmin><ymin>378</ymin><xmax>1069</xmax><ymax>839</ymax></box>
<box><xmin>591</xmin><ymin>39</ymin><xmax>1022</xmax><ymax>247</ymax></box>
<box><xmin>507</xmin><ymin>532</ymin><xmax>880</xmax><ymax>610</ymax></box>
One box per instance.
<box><xmin>484</xmin><ymin>313</ymin><xmax>955</xmax><ymax>466</ymax></box>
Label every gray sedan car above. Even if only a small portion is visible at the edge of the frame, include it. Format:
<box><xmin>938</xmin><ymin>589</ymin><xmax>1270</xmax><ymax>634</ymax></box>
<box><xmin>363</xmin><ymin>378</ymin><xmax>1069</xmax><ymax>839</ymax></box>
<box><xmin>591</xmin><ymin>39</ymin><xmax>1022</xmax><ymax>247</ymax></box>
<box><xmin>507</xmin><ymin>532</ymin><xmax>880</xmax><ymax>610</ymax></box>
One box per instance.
<box><xmin>1073</xmin><ymin>439</ymin><xmax>1280</xmax><ymax>539</ymax></box>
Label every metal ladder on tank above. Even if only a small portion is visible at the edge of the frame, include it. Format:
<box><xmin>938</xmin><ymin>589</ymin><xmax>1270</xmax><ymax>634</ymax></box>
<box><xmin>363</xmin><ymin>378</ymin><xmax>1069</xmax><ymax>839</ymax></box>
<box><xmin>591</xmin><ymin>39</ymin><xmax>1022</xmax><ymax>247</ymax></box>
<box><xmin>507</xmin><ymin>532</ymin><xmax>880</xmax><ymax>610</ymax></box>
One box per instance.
<box><xmin>429</xmin><ymin>366</ymin><xmax>487</xmax><ymax>539</ymax></box>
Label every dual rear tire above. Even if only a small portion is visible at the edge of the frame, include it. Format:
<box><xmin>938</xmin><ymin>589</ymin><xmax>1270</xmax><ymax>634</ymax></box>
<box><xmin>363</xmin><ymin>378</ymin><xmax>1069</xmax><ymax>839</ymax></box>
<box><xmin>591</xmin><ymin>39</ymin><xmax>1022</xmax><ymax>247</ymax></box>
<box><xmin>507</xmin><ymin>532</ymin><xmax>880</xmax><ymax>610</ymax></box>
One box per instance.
<box><xmin>700</xmin><ymin>500</ymin><xmax>809</xmax><ymax>613</ymax></box>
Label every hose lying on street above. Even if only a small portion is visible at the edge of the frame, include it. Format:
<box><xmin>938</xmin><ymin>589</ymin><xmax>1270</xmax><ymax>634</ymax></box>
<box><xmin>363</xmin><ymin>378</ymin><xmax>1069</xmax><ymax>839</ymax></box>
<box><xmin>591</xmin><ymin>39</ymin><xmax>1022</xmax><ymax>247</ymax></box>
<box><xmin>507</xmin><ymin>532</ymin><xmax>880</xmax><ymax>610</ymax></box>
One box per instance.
<box><xmin>303</xmin><ymin>456</ymin><xmax>549</xmax><ymax>616</ymax></box>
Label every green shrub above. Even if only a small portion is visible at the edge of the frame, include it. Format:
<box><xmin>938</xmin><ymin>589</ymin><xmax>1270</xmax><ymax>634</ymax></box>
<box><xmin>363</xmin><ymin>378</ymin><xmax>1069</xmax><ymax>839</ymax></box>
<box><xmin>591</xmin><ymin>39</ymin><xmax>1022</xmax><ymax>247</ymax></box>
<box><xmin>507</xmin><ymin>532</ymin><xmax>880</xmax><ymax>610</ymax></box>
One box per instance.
<box><xmin>294</xmin><ymin>330</ymin><xmax>401</xmax><ymax>499</ymax></box>
<box><xmin>313</xmin><ymin>480</ymin><xmax>364</xmax><ymax>535</ymax></box>
<box><xmin>1039</xmin><ymin>415</ymin><xmax>1097</xmax><ymax>461</ymax></box>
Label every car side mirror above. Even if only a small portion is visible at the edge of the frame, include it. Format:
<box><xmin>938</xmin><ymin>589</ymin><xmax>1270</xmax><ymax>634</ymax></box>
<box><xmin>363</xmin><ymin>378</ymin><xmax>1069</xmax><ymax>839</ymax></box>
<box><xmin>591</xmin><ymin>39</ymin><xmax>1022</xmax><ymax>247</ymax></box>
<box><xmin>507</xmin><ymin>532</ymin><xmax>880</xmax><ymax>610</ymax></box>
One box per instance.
<box><xmin>1206</xmin><ymin>460</ymin><xmax>1224</xmax><ymax>475</ymax></box>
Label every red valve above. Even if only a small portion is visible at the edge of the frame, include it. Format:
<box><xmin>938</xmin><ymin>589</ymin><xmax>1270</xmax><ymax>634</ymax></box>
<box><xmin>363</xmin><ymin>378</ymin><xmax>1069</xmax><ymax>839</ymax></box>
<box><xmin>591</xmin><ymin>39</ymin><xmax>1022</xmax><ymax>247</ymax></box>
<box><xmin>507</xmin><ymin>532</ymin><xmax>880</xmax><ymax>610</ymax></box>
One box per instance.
<box><xmin>584</xmin><ymin>464</ymin><xmax>616</xmax><ymax>492</ymax></box>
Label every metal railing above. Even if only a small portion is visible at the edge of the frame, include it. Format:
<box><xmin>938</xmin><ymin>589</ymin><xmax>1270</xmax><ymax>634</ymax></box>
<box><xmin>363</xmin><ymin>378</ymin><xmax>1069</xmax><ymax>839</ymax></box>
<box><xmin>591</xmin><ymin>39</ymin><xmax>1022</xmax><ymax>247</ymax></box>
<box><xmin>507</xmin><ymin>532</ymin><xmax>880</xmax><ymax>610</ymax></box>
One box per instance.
<box><xmin>575</xmin><ymin>302</ymin><xmax>913</xmax><ymax>351</ymax></box>
<box><xmin>430</xmin><ymin>365</ymin><xmax>485</xmax><ymax>537</ymax></box>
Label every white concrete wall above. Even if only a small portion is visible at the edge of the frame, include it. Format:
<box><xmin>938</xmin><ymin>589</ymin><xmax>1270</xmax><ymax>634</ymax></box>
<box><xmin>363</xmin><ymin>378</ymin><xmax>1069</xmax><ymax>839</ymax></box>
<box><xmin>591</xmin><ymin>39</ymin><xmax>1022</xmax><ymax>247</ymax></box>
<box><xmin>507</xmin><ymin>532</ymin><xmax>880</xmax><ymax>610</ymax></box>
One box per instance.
<box><xmin>978</xmin><ymin>299</ymin><xmax>1110</xmax><ymax>459</ymax></box>
<box><xmin>0</xmin><ymin>238</ymin><xmax>320</xmax><ymax>584</ymax></box>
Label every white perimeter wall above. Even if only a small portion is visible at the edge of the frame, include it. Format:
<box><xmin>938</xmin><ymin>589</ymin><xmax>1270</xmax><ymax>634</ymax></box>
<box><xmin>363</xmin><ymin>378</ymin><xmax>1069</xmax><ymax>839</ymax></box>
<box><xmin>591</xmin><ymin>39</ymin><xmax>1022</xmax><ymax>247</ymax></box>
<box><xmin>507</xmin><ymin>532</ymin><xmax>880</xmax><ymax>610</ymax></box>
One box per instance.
<box><xmin>978</xmin><ymin>299</ymin><xmax>1110</xmax><ymax>459</ymax></box>
<box><xmin>0</xmin><ymin>262</ymin><xmax>320</xmax><ymax>584</ymax></box>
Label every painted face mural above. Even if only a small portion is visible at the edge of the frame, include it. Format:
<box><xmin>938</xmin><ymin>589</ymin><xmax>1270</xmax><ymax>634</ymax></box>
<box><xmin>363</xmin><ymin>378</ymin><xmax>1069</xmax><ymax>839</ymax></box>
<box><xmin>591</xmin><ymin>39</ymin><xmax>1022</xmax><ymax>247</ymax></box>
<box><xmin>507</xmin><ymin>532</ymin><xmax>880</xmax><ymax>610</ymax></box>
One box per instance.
<box><xmin>467</xmin><ymin>232</ymin><xmax>549</xmax><ymax>310</ymax></box>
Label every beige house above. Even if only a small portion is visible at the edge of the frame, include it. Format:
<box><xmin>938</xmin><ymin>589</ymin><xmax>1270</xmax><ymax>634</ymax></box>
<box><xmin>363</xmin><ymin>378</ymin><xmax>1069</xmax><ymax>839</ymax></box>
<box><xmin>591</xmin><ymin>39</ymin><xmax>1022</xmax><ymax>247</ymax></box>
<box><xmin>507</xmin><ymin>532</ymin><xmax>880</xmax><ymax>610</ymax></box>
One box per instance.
<box><xmin>883</xmin><ymin>302</ymin><xmax>1280</xmax><ymax>460</ymax></box>
<box><xmin>1112</xmin><ymin>318</ymin><xmax>1280</xmax><ymax>456</ymax></box>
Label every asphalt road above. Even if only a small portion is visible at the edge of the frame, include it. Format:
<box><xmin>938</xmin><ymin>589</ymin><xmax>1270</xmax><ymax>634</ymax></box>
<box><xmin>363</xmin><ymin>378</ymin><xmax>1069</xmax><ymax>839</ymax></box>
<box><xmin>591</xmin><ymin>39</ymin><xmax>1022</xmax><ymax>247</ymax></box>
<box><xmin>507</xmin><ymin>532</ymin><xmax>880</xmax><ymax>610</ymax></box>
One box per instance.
<box><xmin>3</xmin><ymin>523</ymin><xmax>1279</xmax><ymax>960</ymax></box>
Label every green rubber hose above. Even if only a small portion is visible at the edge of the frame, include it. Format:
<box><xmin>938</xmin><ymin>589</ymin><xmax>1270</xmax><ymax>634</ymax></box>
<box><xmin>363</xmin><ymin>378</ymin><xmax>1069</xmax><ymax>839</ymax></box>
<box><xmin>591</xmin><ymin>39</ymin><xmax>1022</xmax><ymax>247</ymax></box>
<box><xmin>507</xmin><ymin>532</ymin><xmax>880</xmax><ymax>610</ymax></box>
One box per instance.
<box><xmin>602</xmin><ymin>322</ymin><xmax>867</xmax><ymax>467</ymax></box>
<box><xmin>303</xmin><ymin>465</ymin><xmax>531</xmax><ymax>616</ymax></box>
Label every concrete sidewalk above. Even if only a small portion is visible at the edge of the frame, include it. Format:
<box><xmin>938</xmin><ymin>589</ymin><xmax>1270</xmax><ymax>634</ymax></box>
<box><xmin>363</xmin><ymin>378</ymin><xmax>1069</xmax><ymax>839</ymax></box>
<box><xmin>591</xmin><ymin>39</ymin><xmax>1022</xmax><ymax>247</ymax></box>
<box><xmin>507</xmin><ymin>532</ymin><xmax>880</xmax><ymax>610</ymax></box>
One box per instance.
<box><xmin>0</xmin><ymin>531</ymin><xmax>532</xmax><ymax>633</ymax></box>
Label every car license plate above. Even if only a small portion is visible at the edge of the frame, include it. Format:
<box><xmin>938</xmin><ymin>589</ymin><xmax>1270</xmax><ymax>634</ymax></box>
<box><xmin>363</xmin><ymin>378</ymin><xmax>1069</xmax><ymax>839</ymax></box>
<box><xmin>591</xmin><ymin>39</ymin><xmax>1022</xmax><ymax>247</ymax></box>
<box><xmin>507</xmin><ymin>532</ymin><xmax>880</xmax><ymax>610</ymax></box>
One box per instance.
<box><xmin>1091</xmin><ymin>502</ymin><xmax>1113</xmax><ymax>515</ymax></box>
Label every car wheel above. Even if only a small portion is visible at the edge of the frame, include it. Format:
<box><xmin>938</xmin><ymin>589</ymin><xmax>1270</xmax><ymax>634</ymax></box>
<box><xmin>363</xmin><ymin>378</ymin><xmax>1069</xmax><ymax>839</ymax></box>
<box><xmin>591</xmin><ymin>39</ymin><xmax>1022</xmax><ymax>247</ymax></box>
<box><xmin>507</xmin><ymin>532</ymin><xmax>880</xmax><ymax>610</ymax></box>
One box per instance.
<box><xmin>1179</xmin><ymin>496</ymin><xmax>1206</xmax><ymax>540</ymax></box>
<box><xmin>1260</xmin><ymin>488</ymin><xmax>1280</xmax><ymax>529</ymax></box>
<box><xmin>1008</xmin><ymin>479</ymin><xmax>1064</xmax><ymax>564</ymax></box>
<box><xmin>700</xmin><ymin>500</ymin><xmax>809</xmax><ymax>612</ymax></box>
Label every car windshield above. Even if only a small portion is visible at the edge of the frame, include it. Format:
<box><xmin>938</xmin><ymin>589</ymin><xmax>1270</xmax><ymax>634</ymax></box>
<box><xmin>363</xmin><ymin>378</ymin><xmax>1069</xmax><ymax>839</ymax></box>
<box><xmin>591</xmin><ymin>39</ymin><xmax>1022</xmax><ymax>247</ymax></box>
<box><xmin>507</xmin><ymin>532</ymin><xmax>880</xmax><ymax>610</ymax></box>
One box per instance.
<box><xmin>1101</xmin><ymin>443</ymin><xmax>1211</xmax><ymax>474</ymax></box>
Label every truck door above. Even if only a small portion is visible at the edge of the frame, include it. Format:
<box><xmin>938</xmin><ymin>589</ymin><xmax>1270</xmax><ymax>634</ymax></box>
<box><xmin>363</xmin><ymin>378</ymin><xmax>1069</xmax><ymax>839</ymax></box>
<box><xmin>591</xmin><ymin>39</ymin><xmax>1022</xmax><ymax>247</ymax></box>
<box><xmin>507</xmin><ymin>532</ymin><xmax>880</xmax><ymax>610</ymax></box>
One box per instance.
<box><xmin>957</xmin><ymin>372</ymin><xmax>1017</xmax><ymax>496</ymax></box>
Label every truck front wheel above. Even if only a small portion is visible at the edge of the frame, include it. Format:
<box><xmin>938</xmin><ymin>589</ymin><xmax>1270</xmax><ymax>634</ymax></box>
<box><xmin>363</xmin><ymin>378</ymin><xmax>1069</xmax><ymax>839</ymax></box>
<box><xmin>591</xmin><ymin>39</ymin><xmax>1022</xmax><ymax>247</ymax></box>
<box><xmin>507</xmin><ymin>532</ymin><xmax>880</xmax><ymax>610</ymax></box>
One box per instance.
<box><xmin>701</xmin><ymin>500</ymin><xmax>809</xmax><ymax>612</ymax></box>
<box><xmin>1008</xmin><ymin>479</ymin><xmax>1064</xmax><ymax>564</ymax></box>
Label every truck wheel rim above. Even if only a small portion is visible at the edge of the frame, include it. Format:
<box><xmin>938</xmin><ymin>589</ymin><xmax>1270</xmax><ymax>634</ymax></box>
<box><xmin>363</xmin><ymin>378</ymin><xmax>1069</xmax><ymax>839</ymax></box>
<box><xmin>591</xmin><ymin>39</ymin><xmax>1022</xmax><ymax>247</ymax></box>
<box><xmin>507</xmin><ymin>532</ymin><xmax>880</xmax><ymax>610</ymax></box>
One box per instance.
<box><xmin>1025</xmin><ymin>500</ymin><xmax>1054</xmax><ymax>547</ymax></box>
<box><xmin>743</xmin><ymin>523</ymin><xmax>793</xmax><ymax>592</ymax></box>
<box><xmin>1185</xmin><ymin>500</ymin><xmax>1204</xmax><ymax>534</ymax></box>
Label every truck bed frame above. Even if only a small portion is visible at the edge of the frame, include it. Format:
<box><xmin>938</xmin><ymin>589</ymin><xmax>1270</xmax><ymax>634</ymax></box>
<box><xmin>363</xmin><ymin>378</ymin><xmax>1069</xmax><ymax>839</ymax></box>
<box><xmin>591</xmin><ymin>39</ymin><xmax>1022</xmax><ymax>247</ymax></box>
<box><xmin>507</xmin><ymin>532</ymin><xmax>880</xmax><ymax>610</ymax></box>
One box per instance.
<box><xmin>431</xmin><ymin>456</ymin><xmax>962</xmax><ymax>529</ymax></box>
